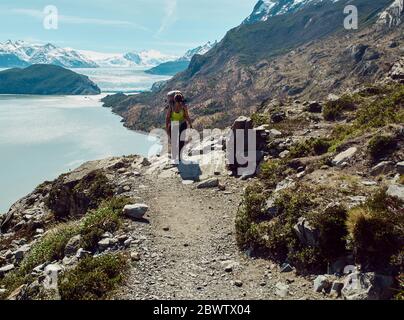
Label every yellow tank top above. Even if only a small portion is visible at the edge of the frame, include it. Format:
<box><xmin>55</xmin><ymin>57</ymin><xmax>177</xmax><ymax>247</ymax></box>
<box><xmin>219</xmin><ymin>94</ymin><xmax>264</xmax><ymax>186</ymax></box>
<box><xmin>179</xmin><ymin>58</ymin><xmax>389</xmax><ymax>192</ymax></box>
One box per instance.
<box><xmin>171</xmin><ymin>108</ymin><xmax>185</xmax><ymax>122</ymax></box>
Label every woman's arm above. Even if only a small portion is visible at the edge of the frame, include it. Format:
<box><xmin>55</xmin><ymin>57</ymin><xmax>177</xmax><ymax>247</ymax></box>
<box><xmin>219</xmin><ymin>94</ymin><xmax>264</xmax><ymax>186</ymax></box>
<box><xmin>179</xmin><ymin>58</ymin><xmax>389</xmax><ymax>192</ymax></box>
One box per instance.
<box><xmin>184</xmin><ymin>105</ymin><xmax>193</xmax><ymax>128</ymax></box>
<box><xmin>166</xmin><ymin>108</ymin><xmax>171</xmax><ymax>134</ymax></box>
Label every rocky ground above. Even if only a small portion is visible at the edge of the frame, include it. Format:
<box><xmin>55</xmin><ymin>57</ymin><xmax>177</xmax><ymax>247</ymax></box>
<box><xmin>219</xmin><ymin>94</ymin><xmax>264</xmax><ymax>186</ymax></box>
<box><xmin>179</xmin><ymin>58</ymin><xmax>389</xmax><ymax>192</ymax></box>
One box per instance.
<box><xmin>115</xmin><ymin>172</ymin><xmax>326</xmax><ymax>300</ymax></box>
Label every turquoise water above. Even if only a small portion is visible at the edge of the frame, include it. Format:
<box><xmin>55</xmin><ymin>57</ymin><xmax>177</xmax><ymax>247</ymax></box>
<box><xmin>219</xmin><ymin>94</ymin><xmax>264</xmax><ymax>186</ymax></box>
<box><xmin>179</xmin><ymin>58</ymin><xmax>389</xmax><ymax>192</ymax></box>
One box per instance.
<box><xmin>0</xmin><ymin>67</ymin><xmax>167</xmax><ymax>213</ymax></box>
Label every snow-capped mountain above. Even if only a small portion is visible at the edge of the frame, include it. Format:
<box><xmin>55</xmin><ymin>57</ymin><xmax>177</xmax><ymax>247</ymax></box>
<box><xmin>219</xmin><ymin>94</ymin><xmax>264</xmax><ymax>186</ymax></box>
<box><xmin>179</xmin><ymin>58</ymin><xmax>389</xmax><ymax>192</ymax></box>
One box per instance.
<box><xmin>178</xmin><ymin>41</ymin><xmax>217</xmax><ymax>61</ymax></box>
<box><xmin>243</xmin><ymin>0</ymin><xmax>342</xmax><ymax>24</ymax></box>
<box><xmin>0</xmin><ymin>40</ymin><xmax>97</xmax><ymax>68</ymax></box>
<box><xmin>79</xmin><ymin>50</ymin><xmax>176</xmax><ymax>68</ymax></box>
<box><xmin>144</xmin><ymin>41</ymin><xmax>217</xmax><ymax>76</ymax></box>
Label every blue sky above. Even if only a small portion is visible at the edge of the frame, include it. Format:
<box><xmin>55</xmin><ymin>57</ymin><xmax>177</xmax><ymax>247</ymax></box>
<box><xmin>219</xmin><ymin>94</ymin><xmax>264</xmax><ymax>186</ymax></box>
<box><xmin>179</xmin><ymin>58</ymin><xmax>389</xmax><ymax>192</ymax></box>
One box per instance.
<box><xmin>0</xmin><ymin>0</ymin><xmax>256</xmax><ymax>55</ymax></box>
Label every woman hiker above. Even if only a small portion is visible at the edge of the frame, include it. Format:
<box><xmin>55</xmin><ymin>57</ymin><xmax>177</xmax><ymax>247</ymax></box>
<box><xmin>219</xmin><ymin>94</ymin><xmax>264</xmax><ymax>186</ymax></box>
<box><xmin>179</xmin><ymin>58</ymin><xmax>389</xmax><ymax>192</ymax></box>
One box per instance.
<box><xmin>166</xmin><ymin>93</ymin><xmax>193</xmax><ymax>162</ymax></box>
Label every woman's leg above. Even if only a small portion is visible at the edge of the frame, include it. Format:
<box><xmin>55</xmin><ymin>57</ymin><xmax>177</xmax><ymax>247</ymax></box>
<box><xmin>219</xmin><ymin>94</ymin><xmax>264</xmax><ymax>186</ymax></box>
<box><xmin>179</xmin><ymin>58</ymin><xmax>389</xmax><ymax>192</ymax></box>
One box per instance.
<box><xmin>179</xmin><ymin>121</ymin><xmax>188</xmax><ymax>160</ymax></box>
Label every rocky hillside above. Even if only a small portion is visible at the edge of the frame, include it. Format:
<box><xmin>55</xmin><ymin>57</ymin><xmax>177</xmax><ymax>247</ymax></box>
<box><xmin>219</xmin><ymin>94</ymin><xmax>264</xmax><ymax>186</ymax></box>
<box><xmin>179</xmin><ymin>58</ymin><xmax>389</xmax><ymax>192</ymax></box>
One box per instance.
<box><xmin>102</xmin><ymin>0</ymin><xmax>402</xmax><ymax>131</ymax></box>
<box><xmin>0</xmin><ymin>65</ymin><xmax>101</xmax><ymax>95</ymax></box>
<box><xmin>0</xmin><ymin>76</ymin><xmax>403</xmax><ymax>299</ymax></box>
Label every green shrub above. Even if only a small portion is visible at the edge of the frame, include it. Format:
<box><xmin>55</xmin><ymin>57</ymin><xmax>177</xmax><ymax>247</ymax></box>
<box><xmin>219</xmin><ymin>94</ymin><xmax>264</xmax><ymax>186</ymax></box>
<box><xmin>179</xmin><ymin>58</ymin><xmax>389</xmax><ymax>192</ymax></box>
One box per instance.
<box><xmin>258</xmin><ymin>160</ymin><xmax>287</xmax><ymax>188</ymax></box>
<box><xmin>307</xmin><ymin>205</ymin><xmax>348</xmax><ymax>262</ymax></box>
<box><xmin>288</xmin><ymin>138</ymin><xmax>331</xmax><ymax>159</ymax></box>
<box><xmin>20</xmin><ymin>223</ymin><xmax>79</xmax><ymax>275</ymax></box>
<box><xmin>251</xmin><ymin>113</ymin><xmax>269</xmax><ymax>127</ymax></box>
<box><xmin>58</xmin><ymin>253</ymin><xmax>128</xmax><ymax>300</ymax></box>
<box><xmin>323</xmin><ymin>95</ymin><xmax>359</xmax><ymax>121</ymax></box>
<box><xmin>355</xmin><ymin>84</ymin><xmax>404</xmax><ymax>128</ymax></box>
<box><xmin>79</xmin><ymin>197</ymin><xmax>132</xmax><ymax>251</ymax></box>
<box><xmin>368</xmin><ymin>135</ymin><xmax>397</xmax><ymax>160</ymax></box>
<box><xmin>347</xmin><ymin>190</ymin><xmax>403</xmax><ymax>271</ymax></box>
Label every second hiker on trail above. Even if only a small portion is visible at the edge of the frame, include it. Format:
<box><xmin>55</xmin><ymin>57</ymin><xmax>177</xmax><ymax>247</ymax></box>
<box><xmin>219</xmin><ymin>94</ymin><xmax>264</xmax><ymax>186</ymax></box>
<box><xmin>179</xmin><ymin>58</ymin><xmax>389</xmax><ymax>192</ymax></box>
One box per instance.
<box><xmin>165</xmin><ymin>91</ymin><xmax>193</xmax><ymax>162</ymax></box>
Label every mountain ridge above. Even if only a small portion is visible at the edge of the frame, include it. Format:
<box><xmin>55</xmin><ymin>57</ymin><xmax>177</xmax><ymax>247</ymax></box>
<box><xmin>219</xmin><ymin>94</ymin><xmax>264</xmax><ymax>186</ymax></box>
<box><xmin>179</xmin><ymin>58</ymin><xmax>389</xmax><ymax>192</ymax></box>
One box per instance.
<box><xmin>103</xmin><ymin>0</ymin><xmax>401</xmax><ymax>131</ymax></box>
<box><xmin>0</xmin><ymin>64</ymin><xmax>101</xmax><ymax>95</ymax></box>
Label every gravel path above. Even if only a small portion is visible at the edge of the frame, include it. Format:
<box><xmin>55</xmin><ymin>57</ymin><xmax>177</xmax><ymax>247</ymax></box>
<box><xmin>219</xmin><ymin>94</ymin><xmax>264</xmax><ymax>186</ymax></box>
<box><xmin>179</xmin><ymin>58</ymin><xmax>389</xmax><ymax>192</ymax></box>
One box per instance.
<box><xmin>116</xmin><ymin>174</ymin><xmax>325</xmax><ymax>300</ymax></box>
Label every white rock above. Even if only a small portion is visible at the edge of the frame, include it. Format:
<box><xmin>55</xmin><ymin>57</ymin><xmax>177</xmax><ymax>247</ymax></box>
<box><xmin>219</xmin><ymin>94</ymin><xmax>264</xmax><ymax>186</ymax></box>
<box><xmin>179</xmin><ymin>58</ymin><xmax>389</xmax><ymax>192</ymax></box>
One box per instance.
<box><xmin>98</xmin><ymin>238</ymin><xmax>113</xmax><ymax>251</ymax></box>
<box><xmin>43</xmin><ymin>264</ymin><xmax>64</xmax><ymax>291</ymax></box>
<box><xmin>342</xmin><ymin>272</ymin><xmax>394</xmax><ymax>300</ymax></box>
<box><xmin>268</xmin><ymin>129</ymin><xmax>282</xmax><ymax>138</ymax></box>
<box><xmin>0</xmin><ymin>264</ymin><xmax>15</xmax><ymax>276</ymax></box>
<box><xmin>387</xmin><ymin>184</ymin><xmax>404</xmax><ymax>201</ymax></box>
<box><xmin>313</xmin><ymin>275</ymin><xmax>330</xmax><ymax>293</ymax></box>
<box><xmin>275</xmin><ymin>282</ymin><xmax>289</xmax><ymax>298</ymax></box>
<box><xmin>332</xmin><ymin>147</ymin><xmax>358</xmax><ymax>166</ymax></box>
<box><xmin>123</xmin><ymin>204</ymin><xmax>149</xmax><ymax>219</ymax></box>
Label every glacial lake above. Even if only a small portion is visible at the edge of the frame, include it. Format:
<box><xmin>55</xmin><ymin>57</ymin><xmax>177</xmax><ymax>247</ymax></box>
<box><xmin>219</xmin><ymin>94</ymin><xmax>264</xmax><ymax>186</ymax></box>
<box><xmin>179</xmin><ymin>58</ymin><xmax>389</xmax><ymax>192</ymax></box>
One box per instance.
<box><xmin>0</xmin><ymin>68</ymin><xmax>169</xmax><ymax>213</ymax></box>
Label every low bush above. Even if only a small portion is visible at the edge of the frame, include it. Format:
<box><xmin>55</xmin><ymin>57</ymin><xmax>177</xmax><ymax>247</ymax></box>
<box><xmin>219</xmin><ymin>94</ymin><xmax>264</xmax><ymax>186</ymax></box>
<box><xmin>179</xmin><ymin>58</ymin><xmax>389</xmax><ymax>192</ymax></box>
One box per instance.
<box><xmin>58</xmin><ymin>253</ymin><xmax>128</xmax><ymax>300</ymax></box>
<box><xmin>288</xmin><ymin>138</ymin><xmax>331</xmax><ymax>159</ymax></box>
<box><xmin>346</xmin><ymin>189</ymin><xmax>403</xmax><ymax>271</ymax></box>
<box><xmin>258</xmin><ymin>160</ymin><xmax>287</xmax><ymax>188</ymax></box>
<box><xmin>368</xmin><ymin>135</ymin><xmax>397</xmax><ymax>160</ymax></box>
<box><xmin>251</xmin><ymin>113</ymin><xmax>269</xmax><ymax>127</ymax></box>
<box><xmin>79</xmin><ymin>197</ymin><xmax>132</xmax><ymax>251</ymax></box>
<box><xmin>323</xmin><ymin>95</ymin><xmax>359</xmax><ymax>121</ymax></box>
<box><xmin>20</xmin><ymin>223</ymin><xmax>79</xmax><ymax>275</ymax></box>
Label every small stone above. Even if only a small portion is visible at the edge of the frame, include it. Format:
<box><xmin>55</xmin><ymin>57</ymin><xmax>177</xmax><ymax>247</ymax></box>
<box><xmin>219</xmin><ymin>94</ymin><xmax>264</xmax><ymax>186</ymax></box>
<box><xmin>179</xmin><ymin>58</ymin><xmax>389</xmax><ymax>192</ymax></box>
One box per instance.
<box><xmin>197</xmin><ymin>178</ymin><xmax>219</xmax><ymax>189</ymax></box>
<box><xmin>182</xmin><ymin>180</ymin><xmax>194</xmax><ymax>185</ymax></box>
<box><xmin>279</xmin><ymin>150</ymin><xmax>290</xmax><ymax>159</ymax></box>
<box><xmin>76</xmin><ymin>248</ymin><xmax>91</xmax><ymax>259</ymax></box>
<box><xmin>0</xmin><ymin>264</ymin><xmax>15</xmax><ymax>276</ymax></box>
<box><xmin>361</xmin><ymin>180</ymin><xmax>378</xmax><ymax>186</ymax></box>
<box><xmin>370</xmin><ymin>161</ymin><xmax>395</xmax><ymax>176</ymax></box>
<box><xmin>124</xmin><ymin>239</ymin><xmax>133</xmax><ymax>247</ymax></box>
<box><xmin>35</xmin><ymin>228</ymin><xmax>44</xmax><ymax>234</ymax></box>
<box><xmin>332</xmin><ymin>147</ymin><xmax>358</xmax><ymax>167</ymax></box>
<box><xmin>98</xmin><ymin>238</ymin><xmax>113</xmax><ymax>251</ymax></box>
<box><xmin>117</xmin><ymin>234</ymin><xmax>129</xmax><ymax>242</ymax></box>
<box><xmin>268</xmin><ymin>129</ymin><xmax>282</xmax><ymax>138</ymax></box>
<box><xmin>131</xmin><ymin>252</ymin><xmax>141</xmax><ymax>261</ymax></box>
<box><xmin>313</xmin><ymin>275</ymin><xmax>331</xmax><ymax>293</ymax></box>
<box><xmin>123</xmin><ymin>204</ymin><xmax>149</xmax><ymax>219</ymax></box>
<box><xmin>275</xmin><ymin>282</ymin><xmax>289</xmax><ymax>298</ymax></box>
<box><xmin>234</xmin><ymin>280</ymin><xmax>243</xmax><ymax>287</ymax></box>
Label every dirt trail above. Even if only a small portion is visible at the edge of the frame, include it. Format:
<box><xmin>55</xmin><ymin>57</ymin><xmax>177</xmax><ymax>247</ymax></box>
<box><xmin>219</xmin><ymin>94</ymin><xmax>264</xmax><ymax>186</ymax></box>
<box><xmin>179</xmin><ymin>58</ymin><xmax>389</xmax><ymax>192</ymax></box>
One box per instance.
<box><xmin>116</xmin><ymin>174</ymin><xmax>324</xmax><ymax>300</ymax></box>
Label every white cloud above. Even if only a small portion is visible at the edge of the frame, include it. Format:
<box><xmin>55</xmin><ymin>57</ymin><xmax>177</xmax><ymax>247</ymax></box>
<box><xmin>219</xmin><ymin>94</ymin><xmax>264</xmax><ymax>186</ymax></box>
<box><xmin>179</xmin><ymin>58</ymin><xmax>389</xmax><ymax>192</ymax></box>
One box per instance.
<box><xmin>10</xmin><ymin>8</ymin><xmax>149</xmax><ymax>31</ymax></box>
<box><xmin>156</xmin><ymin>0</ymin><xmax>178</xmax><ymax>36</ymax></box>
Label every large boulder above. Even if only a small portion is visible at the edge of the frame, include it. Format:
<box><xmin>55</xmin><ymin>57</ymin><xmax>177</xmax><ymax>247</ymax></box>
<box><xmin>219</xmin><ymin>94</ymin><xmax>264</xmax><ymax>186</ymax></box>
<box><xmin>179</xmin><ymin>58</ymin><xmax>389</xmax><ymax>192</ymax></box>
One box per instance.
<box><xmin>123</xmin><ymin>204</ymin><xmax>149</xmax><ymax>219</ymax></box>
<box><xmin>64</xmin><ymin>235</ymin><xmax>82</xmax><ymax>257</ymax></box>
<box><xmin>294</xmin><ymin>217</ymin><xmax>319</xmax><ymax>247</ymax></box>
<box><xmin>387</xmin><ymin>184</ymin><xmax>404</xmax><ymax>202</ymax></box>
<box><xmin>341</xmin><ymin>272</ymin><xmax>394</xmax><ymax>300</ymax></box>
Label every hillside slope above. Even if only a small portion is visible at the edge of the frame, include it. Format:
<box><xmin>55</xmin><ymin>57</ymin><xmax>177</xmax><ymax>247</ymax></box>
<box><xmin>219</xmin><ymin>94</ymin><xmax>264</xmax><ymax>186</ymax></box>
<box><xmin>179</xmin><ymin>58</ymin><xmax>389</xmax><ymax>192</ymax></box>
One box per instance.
<box><xmin>0</xmin><ymin>65</ymin><xmax>101</xmax><ymax>95</ymax></box>
<box><xmin>103</xmin><ymin>0</ymin><xmax>402</xmax><ymax>131</ymax></box>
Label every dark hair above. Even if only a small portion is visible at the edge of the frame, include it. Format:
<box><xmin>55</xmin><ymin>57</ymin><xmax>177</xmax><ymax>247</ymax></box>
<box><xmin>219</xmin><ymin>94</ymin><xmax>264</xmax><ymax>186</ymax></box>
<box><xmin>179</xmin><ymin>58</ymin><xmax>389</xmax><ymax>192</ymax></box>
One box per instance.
<box><xmin>174</xmin><ymin>93</ymin><xmax>184</xmax><ymax>103</ymax></box>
